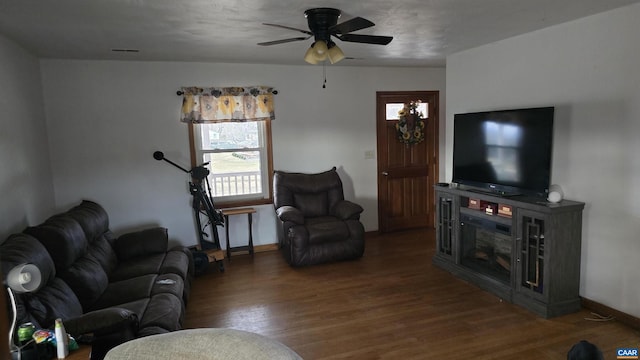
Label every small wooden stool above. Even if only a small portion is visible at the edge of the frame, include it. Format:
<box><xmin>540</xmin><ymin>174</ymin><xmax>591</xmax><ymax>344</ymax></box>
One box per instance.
<box><xmin>222</xmin><ymin>207</ymin><xmax>256</xmax><ymax>260</ymax></box>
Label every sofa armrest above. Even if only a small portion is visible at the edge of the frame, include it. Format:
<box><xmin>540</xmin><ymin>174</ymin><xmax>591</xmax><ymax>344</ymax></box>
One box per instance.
<box><xmin>114</xmin><ymin>227</ymin><xmax>168</xmax><ymax>261</ymax></box>
<box><xmin>64</xmin><ymin>307</ymin><xmax>138</xmax><ymax>337</ymax></box>
<box><xmin>332</xmin><ymin>201</ymin><xmax>364</xmax><ymax>220</ymax></box>
<box><xmin>275</xmin><ymin>206</ymin><xmax>305</xmax><ymax>224</ymax></box>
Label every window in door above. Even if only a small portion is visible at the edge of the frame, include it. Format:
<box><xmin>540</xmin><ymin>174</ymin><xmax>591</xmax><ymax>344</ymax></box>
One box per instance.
<box><xmin>385</xmin><ymin>102</ymin><xmax>428</xmax><ymax>120</ymax></box>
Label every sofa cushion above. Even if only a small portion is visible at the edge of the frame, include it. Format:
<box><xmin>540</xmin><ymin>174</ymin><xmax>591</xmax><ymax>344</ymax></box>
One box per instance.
<box><xmin>114</xmin><ymin>227</ymin><xmax>168</xmax><ymax>261</ymax></box>
<box><xmin>151</xmin><ymin>273</ymin><xmax>185</xmax><ymax>300</ymax></box>
<box><xmin>159</xmin><ymin>250</ymin><xmax>190</xmax><ymax>279</ymax></box>
<box><xmin>25</xmin><ymin>215</ymin><xmax>88</xmax><ymax>271</ymax></box>
<box><xmin>0</xmin><ymin>233</ymin><xmax>61</xmax><ymax>328</ymax></box>
<box><xmin>109</xmin><ymin>253</ymin><xmax>165</xmax><ymax>282</ymax></box>
<box><xmin>86</xmin><ymin>236</ymin><xmax>119</xmax><ymax>277</ymax></box>
<box><xmin>109</xmin><ymin>298</ymin><xmax>150</xmax><ymax>325</ymax></box>
<box><xmin>91</xmin><ymin>274</ymin><xmax>157</xmax><ymax>311</ymax></box>
<box><xmin>26</xmin><ymin>277</ymin><xmax>84</xmax><ymax>329</ymax></box>
<box><xmin>66</xmin><ymin>200</ymin><xmax>119</xmax><ymax>274</ymax></box>
<box><xmin>61</xmin><ymin>256</ymin><xmax>109</xmax><ymax>310</ymax></box>
<box><xmin>24</xmin><ymin>214</ymin><xmax>112</xmax><ymax>310</ymax></box>
<box><xmin>65</xmin><ymin>200</ymin><xmax>111</xmax><ymax>242</ymax></box>
<box><xmin>0</xmin><ymin>233</ymin><xmax>56</xmax><ymax>287</ymax></box>
<box><xmin>139</xmin><ymin>293</ymin><xmax>183</xmax><ymax>332</ymax></box>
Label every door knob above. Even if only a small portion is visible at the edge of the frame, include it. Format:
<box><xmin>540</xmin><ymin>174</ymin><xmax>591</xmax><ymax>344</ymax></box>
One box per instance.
<box><xmin>381</xmin><ymin>171</ymin><xmax>389</xmax><ymax>176</ymax></box>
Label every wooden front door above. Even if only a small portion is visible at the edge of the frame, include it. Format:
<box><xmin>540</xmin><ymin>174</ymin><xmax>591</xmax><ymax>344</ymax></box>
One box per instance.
<box><xmin>376</xmin><ymin>91</ymin><xmax>439</xmax><ymax>233</ymax></box>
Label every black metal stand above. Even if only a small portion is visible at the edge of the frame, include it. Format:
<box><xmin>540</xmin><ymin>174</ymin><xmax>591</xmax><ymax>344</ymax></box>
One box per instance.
<box><xmin>153</xmin><ymin>151</ymin><xmax>225</xmax><ymax>272</ymax></box>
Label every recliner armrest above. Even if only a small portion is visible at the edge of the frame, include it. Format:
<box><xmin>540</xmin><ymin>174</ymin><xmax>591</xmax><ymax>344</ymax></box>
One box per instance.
<box><xmin>114</xmin><ymin>227</ymin><xmax>168</xmax><ymax>261</ymax></box>
<box><xmin>333</xmin><ymin>200</ymin><xmax>364</xmax><ymax>220</ymax></box>
<box><xmin>275</xmin><ymin>206</ymin><xmax>305</xmax><ymax>224</ymax></box>
<box><xmin>64</xmin><ymin>307</ymin><xmax>138</xmax><ymax>337</ymax></box>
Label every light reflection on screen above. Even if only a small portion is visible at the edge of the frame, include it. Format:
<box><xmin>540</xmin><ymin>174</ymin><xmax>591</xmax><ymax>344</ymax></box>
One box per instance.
<box><xmin>483</xmin><ymin>121</ymin><xmax>522</xmax><ymax>183</ymax></box>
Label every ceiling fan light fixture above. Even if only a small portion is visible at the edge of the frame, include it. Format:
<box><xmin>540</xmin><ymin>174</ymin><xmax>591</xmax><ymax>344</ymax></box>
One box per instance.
<box><xmin>327</xmin><ymin>43</ymin><xmax>345</xmax><ymax>64</ymax></box>
<box><xmin>304</xmin><ymin>40</ymin><xmax>331</xmax><ymax>64</ymax></box>
<box><xmin>312</xmin><ymin>40</ymin><xmax>328</xmax><ymax>58</ymax></box>
<box><xmin>304</xmin><ymin>45</ymin><xmax>320</xmax><ymax>64</ymax></box>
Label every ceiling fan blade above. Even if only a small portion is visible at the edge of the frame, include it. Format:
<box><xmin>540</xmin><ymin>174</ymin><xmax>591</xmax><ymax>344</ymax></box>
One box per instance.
<box><xmin>257</xmin><ymin>36</ymin><xmax>311</xmax><ymax>46</ymax></box>
<box><xmin>329</xmin><ymin>16</ymin><xmax>374</xmax><ymax>34</ymax></box>
<box><xmin>336</xmin><ymin>34</ymin><xmax>393</xmax><ymax>45</ymax></box>
<box><xmin>263</xmin><ymin>23</ymin><xmax>313</xmax><ymax>36</ymax></box>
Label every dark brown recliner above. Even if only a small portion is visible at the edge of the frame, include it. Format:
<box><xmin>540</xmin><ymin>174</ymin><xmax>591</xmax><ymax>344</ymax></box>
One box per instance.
<box><xmin>273</xmin><ymin>167</ymin><xmax>365</xmax><ymax>267</ymax></box>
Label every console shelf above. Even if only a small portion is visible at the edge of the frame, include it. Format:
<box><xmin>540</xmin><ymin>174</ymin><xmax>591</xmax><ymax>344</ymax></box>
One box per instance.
<box><xmin>433</xmin><ymin>185</ymin><xmax>585</xmax><ymax>318</ymax></box>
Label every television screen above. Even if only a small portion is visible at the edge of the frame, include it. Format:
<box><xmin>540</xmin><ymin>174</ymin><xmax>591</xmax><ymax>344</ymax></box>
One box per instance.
<box><xmin>452</xmin><ymin>107</ymin><xmax>554</xmax><ymax>197</ymax></box>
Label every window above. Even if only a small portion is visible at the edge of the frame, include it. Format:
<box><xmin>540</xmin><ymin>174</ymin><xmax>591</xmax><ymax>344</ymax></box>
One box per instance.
<box><xmin>385</xmin><ymin>102</ymin><xmax>428</xmax><ymax>120</ymax></box>
<box><xmin>189</xmin><ymin>121</ymin><xmax>273</xmax><ymax>207</ymax></box>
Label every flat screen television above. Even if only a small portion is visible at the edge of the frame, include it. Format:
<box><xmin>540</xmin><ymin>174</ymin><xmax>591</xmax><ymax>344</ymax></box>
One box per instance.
<box><xmin>452</xmin><ymin>106</ymin><xmax>554</xmax><ymax>198</ymax></box>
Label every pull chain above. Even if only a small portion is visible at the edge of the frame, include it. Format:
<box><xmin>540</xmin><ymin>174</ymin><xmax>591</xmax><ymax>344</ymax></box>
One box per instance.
<box><xmin>322</xmin><ymin>61</ymin><xmax>327</xmax><ymax>89</ymax></box>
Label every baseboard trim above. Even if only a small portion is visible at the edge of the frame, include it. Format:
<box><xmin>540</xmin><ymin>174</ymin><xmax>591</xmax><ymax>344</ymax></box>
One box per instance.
<box><xmin>254</xmin><ymin>243</ymin><xmax>279</xmax><ymax>253</ymax></box>
<box><xmin>244</xmin><ymin>231</ymin><xmax>392</xmax><ymax>252</ymax></box>
<box><xmin>581</xmin><ymin>297</ymin><xmax>640</xmax><ymax>330</ymax></box>
<box><xmin>229</xmin><ymin>230</ymin><xmax>381</xmax><ymax>255</ymax></box>
<box><xmin>225</xmin><ymin>243</ymin><xmax>279</xmax><ymax>257</ymax></box>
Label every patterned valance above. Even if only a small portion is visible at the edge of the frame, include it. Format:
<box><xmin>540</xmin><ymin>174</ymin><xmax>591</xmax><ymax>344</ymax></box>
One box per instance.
<box><xmin>180</xmin><ymin>86</ymin><xmax>276</xmax><ymax>123</ymax></box>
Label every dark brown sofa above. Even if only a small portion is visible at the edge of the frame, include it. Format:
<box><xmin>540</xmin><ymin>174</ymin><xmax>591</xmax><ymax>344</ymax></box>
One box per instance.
<box><xmin>273</xmin><ymin>167</ymin><xmax>365</xmax><ymax>267</ymax></box>
<box><xmin>0</xmin><ymin>200</ymin><xmax>193</xmax><ymax>360</ymax></box>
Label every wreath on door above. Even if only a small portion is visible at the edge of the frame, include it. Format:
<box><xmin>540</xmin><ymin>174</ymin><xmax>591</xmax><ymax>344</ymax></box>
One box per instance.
<box><xmin>396</xmin><ymin>101</ymin><xmax>425</xmax><ymax>145</ymax></box>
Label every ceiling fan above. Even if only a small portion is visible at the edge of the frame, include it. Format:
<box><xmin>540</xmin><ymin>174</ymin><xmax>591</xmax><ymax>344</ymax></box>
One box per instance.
<box><xmin>257</xmin><ymin>8</ymin><xmax>393</xmax><ymax>65</ymax></box>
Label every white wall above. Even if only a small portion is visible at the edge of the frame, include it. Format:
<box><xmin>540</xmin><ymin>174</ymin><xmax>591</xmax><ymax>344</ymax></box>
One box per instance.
<box><xmin>446</xmin><ymin>3</ymin><xmax>640</xmax><ymax>317</ymax></box>
<box><xmin>0</xmin><ymin>35</ymin><xmax>55</xmax><ymax>239</ymax></box>
<box><xmin>39</xmin><ymin>60</ymin><xmax>445</xmax><ymax>249</ymax></box>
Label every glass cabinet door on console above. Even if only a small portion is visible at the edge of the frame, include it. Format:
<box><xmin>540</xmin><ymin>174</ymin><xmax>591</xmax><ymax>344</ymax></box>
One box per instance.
<box><xmin>435</xmin><ymin>192</ymin><xmax>457</xmax><ymax>262</ymax></box>
<box><xmin>516</xmin><ymin>210</ymin><xmax>547</xmax><ymax>301</ymax></box>
<box><xmin>459</xmin><ymin>214</ymin><xmax>512</xmax><ymax>285</ymax></box>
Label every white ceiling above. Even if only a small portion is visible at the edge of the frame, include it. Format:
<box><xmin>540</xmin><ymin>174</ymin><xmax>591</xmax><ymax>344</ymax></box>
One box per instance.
<box><xmin>1</xmin><ymin>0</ymin><xmax>639</xmax><ymax>67</ymax></box>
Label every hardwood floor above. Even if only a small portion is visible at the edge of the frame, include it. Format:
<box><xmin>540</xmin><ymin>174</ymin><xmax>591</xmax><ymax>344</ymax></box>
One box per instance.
<box><xmin>184</xmin><ymin>229</ymin><xmax>639</xmax><ymax>360</ymax></box>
